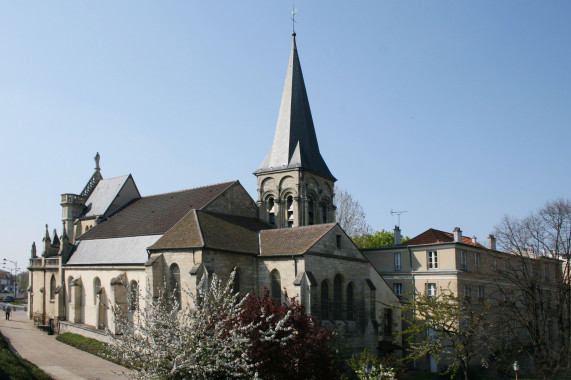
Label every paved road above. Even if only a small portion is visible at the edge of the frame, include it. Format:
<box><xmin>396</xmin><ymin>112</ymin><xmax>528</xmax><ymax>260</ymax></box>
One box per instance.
<box><xmin>0</xmin><ymin>309</ymin><xmax>131</xmax><ymax>380</ymax></box>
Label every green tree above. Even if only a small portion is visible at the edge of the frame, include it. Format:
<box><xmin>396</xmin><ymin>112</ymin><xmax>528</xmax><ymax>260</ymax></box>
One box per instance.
<box><xmin>392</xmin><ymin>287</ymin><xmax>491</xmax><ymax>380</ymax></box>
<box><xmin>352</xmin><ymin>230</ymin><xmax>409</xmax><ymax>248</ymax></box>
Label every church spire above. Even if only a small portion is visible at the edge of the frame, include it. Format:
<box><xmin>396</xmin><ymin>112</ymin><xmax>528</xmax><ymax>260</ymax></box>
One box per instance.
<box><xmin>256</xmin><ymin>34</ymin><xmax>335</xmax><ymax>181</ymax></box>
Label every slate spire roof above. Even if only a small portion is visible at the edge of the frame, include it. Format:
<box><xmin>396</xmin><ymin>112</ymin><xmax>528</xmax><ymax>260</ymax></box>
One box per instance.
<box><xmin>256</xmin><ymin>34</ymin><xmax>335</xmax><ymax>180</ymax></box>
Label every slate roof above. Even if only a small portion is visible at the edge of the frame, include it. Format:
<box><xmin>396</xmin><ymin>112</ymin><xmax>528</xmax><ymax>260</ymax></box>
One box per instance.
<box><xmin>79</xmin><ymin>181</ymin><xmax>237</xmax><ymax>240</ymax></box>
<box><xmin>405</xmin><ymin>228</ymin><xmax>485</xmax><ymax>248</ymax></box>
<box><xmin>260</xmin><ymin>223</ymin><xmax>336</xmax><ymax>256</ymax></box>
<box><xmin>149</xmin><ymin>211</ymin><xmax>271</xmax><ymax>254</ymax></box>
<box><xmin>256</xmin><ymin>34</ymin><xmax>335</xmax><ymax>181</ymax></box>
<box><xmin>83</xmin><ymin>175</ymin><xmax>133</xmax><ymax>218</ymax></box>
<box><xmin>67</xmin><ymin>235</ymin><xmax>162</xmax><ymax>265</ymax></box>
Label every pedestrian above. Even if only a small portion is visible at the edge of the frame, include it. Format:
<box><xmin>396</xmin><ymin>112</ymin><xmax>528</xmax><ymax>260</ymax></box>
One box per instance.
<box><xmin>5</xmin><ymin>305</ymin><xmax>11</xmax><ymax>320</ymax></box>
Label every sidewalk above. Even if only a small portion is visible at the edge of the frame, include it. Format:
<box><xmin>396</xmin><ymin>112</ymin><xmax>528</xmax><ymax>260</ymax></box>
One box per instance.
<box><xmin>0</xmin><ymin>309</ymin><xmax>130</xmax><ymax>380</ymax></box>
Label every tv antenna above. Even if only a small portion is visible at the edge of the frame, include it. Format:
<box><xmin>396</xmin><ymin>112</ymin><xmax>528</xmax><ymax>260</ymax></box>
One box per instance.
<box><xmin>391</xmin><ymin>209</ymin><xmax>408</xmax><ymax>228</ymax></box>
<box><xmin>291</xmin><ymin>5</ymin><xmax>298</xmax><ymax>34</ymax></box>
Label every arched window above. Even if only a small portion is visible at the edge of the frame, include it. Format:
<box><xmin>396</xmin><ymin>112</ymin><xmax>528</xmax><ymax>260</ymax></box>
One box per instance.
<box><xmin>347</xmin><ymin>283</ymin><xmax>355</xmax><ymax>321</ymax></box>
<box><xmin>129</xmin><ymin>281</ymin><xmax>139</xmax><ymax>311</ymax></box>
<box><xmin>93</xmin><ymin>277</ymin><xmax>101</xmax><ymax>305</ymax></box>
<box><xmin>268</xmin><ymin>197</ymin><xmax>276</xmax><ymax>227</ymax></box>
<box><xmin>50</xmin><ymin>275</ymin><xmax>56</xmax><ymax>300</ymax></box>
<box><xmin>322</xmin><ymin>203</ymin><xmax>328</xmax><ymax>223</ymax></box>
<box><xmin>308</xmin><ymin>197</ymin><xmax>315</xmax><ymax>225</ymax></box>
<box><xmin>270</xmin><ymin>270</ymin><xmax>281</xmax><ymax>303</ymax></box>
<box><xmin>286</xmin><ymin>196</ymin><xmax>294</xmax><ymax>228</ymax></box>
<box><xmin>321</xmin><ymin>280</ymin><xmax>330</xmax><ymax>320</ymax></box>
<box><xmin>170</xmin><ymin>264</ymin><xmax>181</xmax><ymax>309</ymax></box>
<box><xmin>333</xmin><ymin>275</ymin><xmax>343</xmax><ymax>320</ymax></box>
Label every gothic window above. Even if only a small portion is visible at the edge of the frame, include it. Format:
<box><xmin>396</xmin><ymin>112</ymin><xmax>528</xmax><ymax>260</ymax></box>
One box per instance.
<box><xmin>268</xmin><ymin>197</ymin><xmax>276</xmax><ymax>227</ymax></box>
<box><xmin>50</xmin><ymin>274</ymin><xmax>56</xmax><ymax>300</ymax></box>
<box><xmin>321</xmin><ymin>280</ymin><xmax>330</xmax><ymax>320</ymax></box>
<box><xmin>333</xmin><ymin>275</ymin><xmax>343</xmax><ymax>320</ymax></box>
<box><xmin>93</xmin><ymin>277</ymin><xmax>101</xmax><ymax>305</ymax></box>
<box><xmin>270</xmin><ymin>270</ymin><xmax>281</xmax><ymax>303</ymax></box>
<box><xmin>369</xmin><ymin>287</ymin><xmax>376</xmax><ymax>320</ymax></box>
<box><xmin>474</xmin><ymin>252</ymin><xmax>480</xmax><ymax>269</ymax></box>
<box><xmin>308</xmin><ymin>197</ymin><xmax>315</xmax><ymax>225</ymax></box>
<box><xmin>286</xmin><ymin>196</ymin><xmax>294</xmax><ymax>228</ymax></box>
<box><xmin>129</xmin><ymin>281</ymin><xmax>139</xmax><ymax>311</ymax></box>
<box><xmin>346</xmin><ymin>283</ymin><xmax>354</xmax><ymax>321</ymax></box>
<box><xmin>170</xmin><ymin>263</ymin><xmax>181</xmax><ymax>309</ymax></box>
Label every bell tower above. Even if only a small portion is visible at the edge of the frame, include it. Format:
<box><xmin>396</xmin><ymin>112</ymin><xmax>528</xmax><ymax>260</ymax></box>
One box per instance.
<box><xmin>254</xmin><ymin>34</ymin><xmax>336</xmax><ymax>228</ymax></box>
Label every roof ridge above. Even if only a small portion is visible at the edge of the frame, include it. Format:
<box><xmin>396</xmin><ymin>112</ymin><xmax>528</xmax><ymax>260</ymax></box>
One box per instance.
<box><xmin>143</xmin><ymin>180</ymin><xmax>237</xmax><ymax>198</ymax></box>
<box><xmin>98</xmin><ymin>174</ymin><xmax>130</xmax><ymax>181</ymax></box>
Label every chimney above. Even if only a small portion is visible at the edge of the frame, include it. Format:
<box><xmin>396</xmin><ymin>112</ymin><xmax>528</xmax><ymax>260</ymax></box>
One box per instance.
<box><xmin>488</xmin><ymin>234</ymin><xmax>496</xmax><ymax>250</ymax></box>
<box><xmin>453</xmin><ymin>227</ymin><xmax>462</xmax><ymax>243</ymax></box>
<box><xmin>394</xmin><ymin>226</ymin><xmax>401</xmax><ymax>245</ymax></box>
<box><xmin>472</xmin><ymin>236</ymin><xmax>477</xmax><ymax>244</ymax></box>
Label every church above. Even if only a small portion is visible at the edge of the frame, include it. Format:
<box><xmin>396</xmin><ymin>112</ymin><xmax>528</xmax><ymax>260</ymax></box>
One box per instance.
<box><xmin>28</xmin><ymin>33</ymin><xmax>401</xmax><ymax>354</ymax></box>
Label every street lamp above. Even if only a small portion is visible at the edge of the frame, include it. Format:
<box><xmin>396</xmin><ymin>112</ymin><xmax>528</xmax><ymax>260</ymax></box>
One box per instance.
<box><xmin>2</xmin><ymin>258</ymin><xmax>19</xmax><ymax>300</ymax></box>
<box><xmin>513</xmin><ymin>361</ymin><xmax>520</xmax><ymax>380</ymax></box>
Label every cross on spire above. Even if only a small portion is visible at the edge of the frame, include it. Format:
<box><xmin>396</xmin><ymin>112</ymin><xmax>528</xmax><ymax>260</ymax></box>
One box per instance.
<box><xmin>291</xmin><ymin>6</ymin><xmax>298</xmax><ymax>35</ymax></box>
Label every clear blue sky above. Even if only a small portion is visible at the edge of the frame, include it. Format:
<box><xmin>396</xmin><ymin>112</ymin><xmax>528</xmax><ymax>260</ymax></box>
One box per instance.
<box><xmin>1</xmin><ymin>1</ymin><xmax>570</xmax><ymax>270</ymax></box>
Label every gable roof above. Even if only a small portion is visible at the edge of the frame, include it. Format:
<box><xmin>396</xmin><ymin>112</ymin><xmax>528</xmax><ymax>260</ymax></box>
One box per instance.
<box><xmin>83</xmin><ymin>175</ymin><xmax>135</xmax><ymax>218</ymax></box>
<box><xmin>260</xmin><ymin>223</ymin><xmax>336</xmax><ymax>256</ymax></box>
<box><xmin>255</xmin><ymin>34</ymin><xmax>335</xmax><ymax>181</ymax></box>
<box><xmin>79</xmin><ymin>181</ymin><xmax>237</xmax><ymax>240</ymax></box>
<box><xmin>149</xmin><ymin>210</ymin><xmax>271</xmax><ymax>254</ymax></box>
<box><xmin>405</xmin><ymin>228</ymin><xmax>485</xmax><ymax>248</ymax></box>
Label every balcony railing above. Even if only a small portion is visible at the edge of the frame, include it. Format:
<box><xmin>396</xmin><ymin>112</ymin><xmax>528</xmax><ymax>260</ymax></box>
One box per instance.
<box><xmin>29</xmin><ymin>258</ymin><xmax>42</xmax><ymax>268</ymax></box>
<box><xmin>45</xmin><ymin>258</ymin><xmax>60</xmax><ymax>267</ymax></box>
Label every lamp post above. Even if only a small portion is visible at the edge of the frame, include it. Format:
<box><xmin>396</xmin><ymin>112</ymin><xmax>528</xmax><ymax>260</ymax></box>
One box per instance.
<box><xmin>2</xmin><ymin>258</ymin><xmax>19</xmax><ymax>300</ymax></box>
<box><xmin>513</xmin><ymin>361</ymin><xmax>520</xmax><ymax>380</ymax></box>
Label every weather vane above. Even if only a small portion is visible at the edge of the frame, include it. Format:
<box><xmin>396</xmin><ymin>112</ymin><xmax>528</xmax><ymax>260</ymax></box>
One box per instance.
<box><xmin>291</xmin><ymin>5</ymin><xmax>298</xmax><ymax>34</ymax></box>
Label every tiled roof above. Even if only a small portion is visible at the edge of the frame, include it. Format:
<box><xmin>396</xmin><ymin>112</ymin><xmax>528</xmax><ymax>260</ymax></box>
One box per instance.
<box><xmin>149</xmin><ymin>211</ymin><xmax>271</xmax><ymax>254</ymax></box>
<box><xmin>405</xmin><ymin>228</ymin><xmax>485</xmax><ymax>248</ymax></box>
<box><xmin>80</xmin><ymin>181</ymin><xmax>236</xmax><ymax>240</ymax></box>
<box><xmin>260</xmin><ymin>223</ymin><xmax>336</xmax><ymax>256</ymax></box>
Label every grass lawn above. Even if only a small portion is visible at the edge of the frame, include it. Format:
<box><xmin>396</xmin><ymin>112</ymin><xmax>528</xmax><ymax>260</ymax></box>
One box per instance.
<box><xmin>56</xmin><ymin>333</ymin><xmax>126</xmax><ymax>368</ymax></box>
<box><xmin>0</xmin><ymin>332</ymin><xmax>53</xmax><ymax>380</ymax></box>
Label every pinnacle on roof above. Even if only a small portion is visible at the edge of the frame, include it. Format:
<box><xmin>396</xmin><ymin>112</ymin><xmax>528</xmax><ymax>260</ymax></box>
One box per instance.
<box><xmin>80</xmin><ymin>152</ymin><xmax>103</xmax><ymax>198</ymax></box>
<box><xmin>256</xmin><ymin>34</ymin><xmax>335</xmax><ymax>181</ymax></box>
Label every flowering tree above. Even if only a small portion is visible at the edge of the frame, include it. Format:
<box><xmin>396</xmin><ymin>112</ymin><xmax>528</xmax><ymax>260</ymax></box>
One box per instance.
<box><xmin>237</xmin><ymin>290</ymin><xmax>340</xmax><ymax>380</ymax></box>
<box><xmin>347</xmin><ymin>348</ymin><xmax>396</xmax><ymax>380</ymax></box>
<box><xmin>107</xmin><ymin>271</ymin><xmax>294</xmax><ymax>379</ymax></box>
